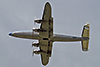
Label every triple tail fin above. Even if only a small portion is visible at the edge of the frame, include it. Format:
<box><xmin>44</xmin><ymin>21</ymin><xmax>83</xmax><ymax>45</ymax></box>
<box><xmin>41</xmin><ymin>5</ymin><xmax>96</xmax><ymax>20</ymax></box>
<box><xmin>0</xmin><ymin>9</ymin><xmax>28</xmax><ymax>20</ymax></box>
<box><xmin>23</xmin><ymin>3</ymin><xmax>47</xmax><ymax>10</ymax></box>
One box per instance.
<box><xmin>81</xmin><ymin>22</ymin><xmax>90</xmax><ymax>51</ymax></box>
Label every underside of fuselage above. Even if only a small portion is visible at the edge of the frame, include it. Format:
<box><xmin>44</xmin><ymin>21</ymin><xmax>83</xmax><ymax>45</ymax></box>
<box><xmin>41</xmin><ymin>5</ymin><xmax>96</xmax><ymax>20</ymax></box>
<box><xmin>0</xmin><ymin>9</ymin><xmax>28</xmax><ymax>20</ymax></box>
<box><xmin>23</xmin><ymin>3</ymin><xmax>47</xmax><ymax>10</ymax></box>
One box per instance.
<box><xmin>9</xmin><ymin>30</ymin><xmax>89</xmax><ymax>42</ymax></box>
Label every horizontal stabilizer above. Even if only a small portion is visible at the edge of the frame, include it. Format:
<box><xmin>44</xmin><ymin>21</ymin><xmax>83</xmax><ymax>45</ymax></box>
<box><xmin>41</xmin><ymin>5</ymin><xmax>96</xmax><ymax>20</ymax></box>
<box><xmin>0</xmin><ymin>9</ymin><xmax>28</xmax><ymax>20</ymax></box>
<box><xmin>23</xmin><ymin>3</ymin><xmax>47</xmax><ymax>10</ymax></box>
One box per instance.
<box><xmin>81</xmin><ymin>22</ymin><xmax>90</xmax><ymax>51</ymax></box>
<box><xmin>81</xmin><ymin>40</ymin><xmax>89</xmax><ymax>51</ymax></box>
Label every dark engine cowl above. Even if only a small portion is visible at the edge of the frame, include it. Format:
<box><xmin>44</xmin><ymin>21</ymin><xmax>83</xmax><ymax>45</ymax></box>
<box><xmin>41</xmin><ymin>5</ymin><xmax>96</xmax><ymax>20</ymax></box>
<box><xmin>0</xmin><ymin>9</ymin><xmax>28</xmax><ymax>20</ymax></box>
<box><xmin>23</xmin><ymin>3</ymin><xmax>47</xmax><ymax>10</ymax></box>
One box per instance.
<box><xmin>32</xmin><ymin>29</ymin><xmax>47</xmax><ymax>32</ymax></box>
<box><xmin>32</xmin><ymin>43</ymin><xmax>39</xmax><ymax>47</ymax></box>
<box><xmin>34</xmin><ymin>19</ymin><xmax>46</xmax><ymax>23</ymax></box>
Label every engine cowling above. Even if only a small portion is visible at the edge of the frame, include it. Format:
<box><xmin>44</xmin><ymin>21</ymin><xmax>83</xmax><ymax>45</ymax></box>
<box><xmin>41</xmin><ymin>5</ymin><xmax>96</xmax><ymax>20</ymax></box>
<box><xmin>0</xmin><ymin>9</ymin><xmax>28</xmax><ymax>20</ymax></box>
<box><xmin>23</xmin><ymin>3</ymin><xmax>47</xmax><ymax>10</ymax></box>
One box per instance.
<box><xmin>32</xmin><ymin>29</ymin><xmax>47</xmax><ymax>32</ymax></box>
<box><xmin>34</xmin><ymin>19</ymin><xmax>42</xmax><ymax>23</ymax></box>
<box><xmin>32</xmin><ymin>29</ymin><xmax>40</xmax><ymax>32</ymax></box>
<box><xmin>33</xmin><ymin>50</ymin><xmax>44</xmax><ymax>55</ymax></box>
<box><xmin>34</xmin><ymin>19</ymin><xmax>46</xmax><ymax>23</ymax></box>
<box><xmin>32</xmin><ymin>43</ymin><xmax>39</xmax><ymax>47</ymax></box>
<box><xmin>32</xmin><ymin>50</ymin><xmax>50</xmax><ymax>57</ymax></box>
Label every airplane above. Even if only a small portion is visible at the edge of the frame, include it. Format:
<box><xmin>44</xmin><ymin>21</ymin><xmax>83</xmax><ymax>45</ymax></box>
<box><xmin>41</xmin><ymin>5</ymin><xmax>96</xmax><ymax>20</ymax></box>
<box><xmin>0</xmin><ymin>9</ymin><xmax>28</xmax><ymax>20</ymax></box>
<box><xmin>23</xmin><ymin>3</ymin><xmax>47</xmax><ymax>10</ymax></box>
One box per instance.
<box><xmin>9</xmin><ymin>2</ymin><xmax>90</xmax><ymax>66</ymax></box>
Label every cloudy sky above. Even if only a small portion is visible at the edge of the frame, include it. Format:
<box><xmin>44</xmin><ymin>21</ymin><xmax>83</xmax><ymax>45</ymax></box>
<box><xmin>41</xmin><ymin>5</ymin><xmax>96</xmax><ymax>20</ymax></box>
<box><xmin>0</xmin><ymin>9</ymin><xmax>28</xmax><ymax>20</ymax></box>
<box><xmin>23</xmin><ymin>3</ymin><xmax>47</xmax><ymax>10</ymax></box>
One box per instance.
<box><xmin>0</xmin><ymin>0</ymin><xmax>100</xmax><ymax>67</ymax></box>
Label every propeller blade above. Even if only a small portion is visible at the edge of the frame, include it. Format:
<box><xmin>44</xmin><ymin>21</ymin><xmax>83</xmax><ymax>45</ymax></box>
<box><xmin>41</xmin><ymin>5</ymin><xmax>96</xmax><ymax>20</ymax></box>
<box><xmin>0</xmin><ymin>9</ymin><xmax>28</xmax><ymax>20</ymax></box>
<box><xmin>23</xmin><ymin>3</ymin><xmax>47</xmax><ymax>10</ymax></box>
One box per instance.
<box><xmin>33</xmin><ymin>17</ymin><xmax>37</xmax><ymax>25</ymax></box>
<box><xmin>32</xmin><ymin>18</ymin><xmax>35</xmax><ymax>26</ymax></box>
<box><xmin>34</xmin><ymin>16</ymin><xmax>36</xmax><ymax>19</ymax></box>
<box><xmin>31</xmin><ymin>41</ymin><xmax>36</xmax><ymax>47</ymax></box>
<box><xmin>31</xmin><ymin>42</ymin><xmax>34</xmax><ymax>47</ymax></box>
<box><xmin>32</xmin><ymin>50</ymin><xmax>35</xmax><ymax>56</ymax></box>
<box><xmin>32</xmin><ymin>52</ymin><xmax>34</xmax><ymax>56</ymax></box>
<box><xmin>34</xmin><ymin>22</ymin><xmax>36</xmax><ymax>25</ymax></box>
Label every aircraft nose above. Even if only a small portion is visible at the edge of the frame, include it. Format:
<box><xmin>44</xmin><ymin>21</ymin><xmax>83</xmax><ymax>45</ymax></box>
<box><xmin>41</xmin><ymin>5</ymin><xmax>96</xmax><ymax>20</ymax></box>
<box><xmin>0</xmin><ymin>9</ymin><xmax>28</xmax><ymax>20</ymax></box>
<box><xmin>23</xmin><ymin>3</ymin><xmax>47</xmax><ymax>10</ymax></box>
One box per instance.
<box><xmin>9</xmin><ymin>32</ymin><xmax>12</xmax><ymax>36</ymax></box>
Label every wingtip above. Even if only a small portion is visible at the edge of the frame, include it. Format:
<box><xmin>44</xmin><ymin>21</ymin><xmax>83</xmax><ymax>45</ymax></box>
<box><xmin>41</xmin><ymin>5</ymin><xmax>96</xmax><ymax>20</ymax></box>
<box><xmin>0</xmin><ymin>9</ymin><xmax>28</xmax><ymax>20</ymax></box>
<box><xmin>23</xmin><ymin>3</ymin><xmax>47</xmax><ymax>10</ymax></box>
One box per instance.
<box><xmin>43</xmin><ymin>64</ymin><xmax>47</xmax><ymax>66</ymax></box>
<box><xmin>46</xmin><ymin>2</ymin><xmax>50</xmax><ymax>4</ymax></box>
<box><xmin>45</xmin><ymin>1</ymin><xmax>51</xmax><ymax>5</ymax></box>
<box><xmin>42</xmin><ymin>61</ymin><xmax>48</xmax><ymax>66</ymax></box>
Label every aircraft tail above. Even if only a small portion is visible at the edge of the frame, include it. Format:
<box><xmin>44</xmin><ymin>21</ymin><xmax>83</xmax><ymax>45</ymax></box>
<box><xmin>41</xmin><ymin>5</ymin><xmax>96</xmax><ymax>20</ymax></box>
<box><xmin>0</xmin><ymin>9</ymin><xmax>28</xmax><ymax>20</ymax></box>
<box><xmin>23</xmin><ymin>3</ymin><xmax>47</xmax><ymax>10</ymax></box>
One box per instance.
<box><xmin>81</xmin><ymin>22</ymin><xmax>90</xmax><ymax>51</ymax></box>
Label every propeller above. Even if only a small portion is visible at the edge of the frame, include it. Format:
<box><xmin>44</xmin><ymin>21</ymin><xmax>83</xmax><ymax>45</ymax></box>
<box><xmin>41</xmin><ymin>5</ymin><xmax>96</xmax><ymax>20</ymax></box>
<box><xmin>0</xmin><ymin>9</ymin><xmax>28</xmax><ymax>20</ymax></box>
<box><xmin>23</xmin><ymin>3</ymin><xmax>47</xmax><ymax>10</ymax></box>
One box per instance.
<box><xmin>33</xmin><ymin>17</ymin><xmax>37</xmax><ymax>25</ymax></box>
<box><xmin>31</xmin><ymin>41</ymin><xmax>38</xmax><ymax>47</ymax></box>
<box><xmin>32</xmin><ymin>51</ymin><xmax>34</xmax><ymax>56</ymax></box>
<box><xmin>31</xmin><ymin>41</ymin><xmax>34</xmax><ymax>47</ymax></box>
<box><xmin>32</xmin><ymin>17</ymin><xmax>39</xmax><ymax>31</ymax></box>
<box><xmin>33</xmin><ymin>19</ymin><xmax>35</xmax><ymax>25</ymax></box>
<box><xmin>32</xmin><ymin>48</ymin><xmax>35</xmax><ymax>56</ymax></box>
<box><xmin>32</xmin><ymin>41</ymin><xmax>35</xmax><ymax>56</ymax></box>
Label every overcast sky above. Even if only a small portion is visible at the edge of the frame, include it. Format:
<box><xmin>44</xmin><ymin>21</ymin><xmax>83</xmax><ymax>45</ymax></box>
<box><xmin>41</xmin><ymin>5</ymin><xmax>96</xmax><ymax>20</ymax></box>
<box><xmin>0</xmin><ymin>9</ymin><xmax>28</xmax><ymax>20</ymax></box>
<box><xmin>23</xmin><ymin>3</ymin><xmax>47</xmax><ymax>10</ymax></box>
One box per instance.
<box><xmin>0</xmin><ymin>0</ymin><xmax>100</xmax><ymax>67</ymax></box>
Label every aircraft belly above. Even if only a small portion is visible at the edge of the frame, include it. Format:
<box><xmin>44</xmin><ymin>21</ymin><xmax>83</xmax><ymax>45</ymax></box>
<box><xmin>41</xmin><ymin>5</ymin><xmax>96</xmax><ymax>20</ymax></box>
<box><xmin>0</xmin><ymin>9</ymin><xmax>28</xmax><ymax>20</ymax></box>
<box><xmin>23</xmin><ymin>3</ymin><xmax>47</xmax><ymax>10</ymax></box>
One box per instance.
<box><xmin>25</xmin><ymin>33</ymin><xmax>40</xmax><ymax>39</ymax></box>
<box><xmin>15</xmin><ymin>32</ymin><xmax>40</xmax><ymax>40</ymax></box>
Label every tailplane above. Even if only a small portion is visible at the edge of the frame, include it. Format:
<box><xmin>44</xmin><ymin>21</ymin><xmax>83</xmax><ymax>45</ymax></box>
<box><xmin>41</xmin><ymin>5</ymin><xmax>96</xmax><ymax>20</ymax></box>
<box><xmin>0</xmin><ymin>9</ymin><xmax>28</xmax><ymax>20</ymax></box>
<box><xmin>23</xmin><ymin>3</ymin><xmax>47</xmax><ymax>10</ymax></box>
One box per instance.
<box><xmin>81</xmin><ymin>22</ymin><xmax>90</xmax><ymax>51</ymax></box>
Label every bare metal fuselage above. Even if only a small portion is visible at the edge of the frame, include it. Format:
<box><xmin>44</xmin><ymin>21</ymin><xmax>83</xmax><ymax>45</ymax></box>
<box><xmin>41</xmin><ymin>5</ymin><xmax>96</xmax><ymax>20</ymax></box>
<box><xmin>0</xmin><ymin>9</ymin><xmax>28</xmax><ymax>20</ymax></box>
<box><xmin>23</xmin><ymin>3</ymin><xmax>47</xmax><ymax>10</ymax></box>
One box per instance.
<box><xmin>9</xmin><ymin>30</ymin><xmax>88</xmax><ymax>42</ymax></box>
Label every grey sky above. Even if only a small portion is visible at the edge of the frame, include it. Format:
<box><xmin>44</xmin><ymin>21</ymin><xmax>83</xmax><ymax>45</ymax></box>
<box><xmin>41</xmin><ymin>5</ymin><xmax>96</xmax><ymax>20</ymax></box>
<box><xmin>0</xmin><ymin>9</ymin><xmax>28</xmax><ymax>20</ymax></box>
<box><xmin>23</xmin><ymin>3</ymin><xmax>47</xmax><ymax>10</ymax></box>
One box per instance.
<box><xmin>0</xmin><ymin>0</ymin><xmax>100</xmax><ymax>67</ymax></box>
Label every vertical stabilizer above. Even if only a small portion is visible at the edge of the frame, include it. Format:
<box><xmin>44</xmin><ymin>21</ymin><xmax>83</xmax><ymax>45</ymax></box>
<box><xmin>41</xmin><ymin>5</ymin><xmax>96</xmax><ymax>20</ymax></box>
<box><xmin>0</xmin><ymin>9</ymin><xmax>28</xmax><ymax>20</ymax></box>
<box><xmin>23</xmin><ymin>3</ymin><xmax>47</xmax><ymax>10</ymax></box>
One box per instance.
<box><xmin>81</xmin><ymin>22</ymin><xmax>90</xmax><ymax>51</ymax></box>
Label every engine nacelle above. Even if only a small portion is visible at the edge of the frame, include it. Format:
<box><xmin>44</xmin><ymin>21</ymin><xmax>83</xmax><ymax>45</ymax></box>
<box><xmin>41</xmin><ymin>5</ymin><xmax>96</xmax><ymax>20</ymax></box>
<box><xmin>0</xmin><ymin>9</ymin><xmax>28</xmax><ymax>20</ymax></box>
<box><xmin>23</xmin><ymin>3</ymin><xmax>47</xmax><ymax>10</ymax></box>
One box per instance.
<box><xmin>32</xmin><ymin>43</ymin><xmax>39</xmax><ymax>47</ymax></box>
<box><xmin>33</xmin><ymin>50</ymin><xmax>42</xmax><ymax>54</ymax></box>
<box><xmin>32</xmin><ymin>29</ymin><xmax>40</xmax><ymax>32</ymax></box>
<box><xmin>32</xmin><ymin>29</ymin><xmax>47</xmax><ymax>32</ymax></box>
<box><xmin>33</xmin><ymin>50</ymin><xmax>49</xmax><ymax>56</ymax></box>
<box><xmin>34</xmin><ymin>19</ymin><xmax>46</xmax><ymax>23</ymax></box>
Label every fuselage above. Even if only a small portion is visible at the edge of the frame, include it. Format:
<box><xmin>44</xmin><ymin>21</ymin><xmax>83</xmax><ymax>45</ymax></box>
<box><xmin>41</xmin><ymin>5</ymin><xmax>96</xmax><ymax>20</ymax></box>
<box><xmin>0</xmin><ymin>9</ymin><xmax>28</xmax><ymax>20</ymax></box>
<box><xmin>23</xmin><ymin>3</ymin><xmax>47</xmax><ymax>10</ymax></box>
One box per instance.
<box><xmin>9</xmin><ymin>30</ymin><xmax>89</xmax><ymax>42</ymax></box>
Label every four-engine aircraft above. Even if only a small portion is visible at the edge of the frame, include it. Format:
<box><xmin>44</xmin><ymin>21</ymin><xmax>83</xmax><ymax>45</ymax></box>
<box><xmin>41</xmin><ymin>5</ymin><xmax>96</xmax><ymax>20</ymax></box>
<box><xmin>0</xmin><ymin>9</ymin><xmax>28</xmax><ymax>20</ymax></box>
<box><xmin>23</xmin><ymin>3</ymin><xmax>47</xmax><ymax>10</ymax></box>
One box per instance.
<box><xmin>9</xmin><ymin>2</ymin><xmax>90</xmax><ymax>66</ymax></box>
